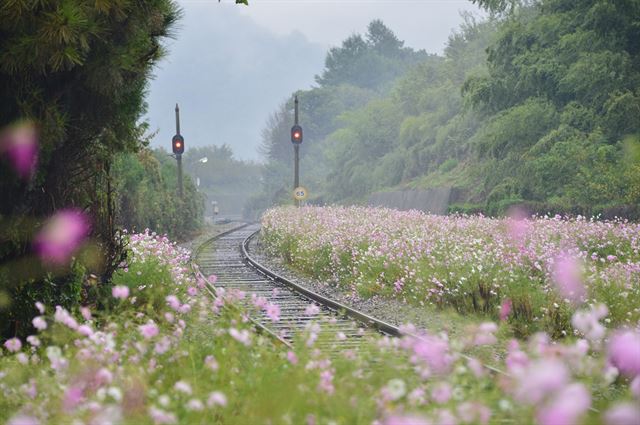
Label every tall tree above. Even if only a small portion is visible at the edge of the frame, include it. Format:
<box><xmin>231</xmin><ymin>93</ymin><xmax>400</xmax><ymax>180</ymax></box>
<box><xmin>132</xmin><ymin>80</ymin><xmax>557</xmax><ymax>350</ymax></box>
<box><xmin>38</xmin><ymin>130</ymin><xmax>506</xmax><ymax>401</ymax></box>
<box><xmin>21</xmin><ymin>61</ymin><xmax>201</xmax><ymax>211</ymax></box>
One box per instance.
<box><xmin>0</xmin><ymin>0</ymin><xmax>181</xmax><ymax>338</ymax></box>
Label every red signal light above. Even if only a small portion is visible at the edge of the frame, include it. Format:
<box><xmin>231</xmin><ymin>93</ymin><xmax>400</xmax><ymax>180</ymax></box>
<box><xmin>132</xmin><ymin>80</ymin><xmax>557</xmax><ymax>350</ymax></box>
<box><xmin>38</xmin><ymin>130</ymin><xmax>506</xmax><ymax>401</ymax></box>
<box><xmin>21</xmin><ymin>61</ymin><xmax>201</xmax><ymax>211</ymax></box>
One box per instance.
<box><xmin>172</xmin><ymin>135</ymin><xmax>185</xmax><ymax>154</ymax></box>
<box><xmin>291</xmin><ymin>125</ymin><xmax>303</xmax><ymax>144</ymax></box>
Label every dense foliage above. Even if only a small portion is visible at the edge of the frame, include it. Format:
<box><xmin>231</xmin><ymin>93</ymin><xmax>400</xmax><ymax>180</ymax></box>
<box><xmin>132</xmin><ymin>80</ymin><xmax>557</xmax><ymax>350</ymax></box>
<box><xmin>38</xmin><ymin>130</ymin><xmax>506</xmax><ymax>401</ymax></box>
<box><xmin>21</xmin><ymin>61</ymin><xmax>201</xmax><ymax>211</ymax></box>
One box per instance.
<box><xmin>0</xmin><ymin>0</ymin><xmax>181</xmax><ymax>339</ymax></box>
<box><xmin>257</xmin><ymin>1</ymin><xmax>639</xmax><ymax>217</ymax></box>
<box><xmin>2</xmin><ymin>230</ymin><xmax>639</xmax><ymax>425</ymax></box>
<box><xmin>113</xmin><ymin>149</ymin><xmax>204</xmax><ymax>239</ymax></box>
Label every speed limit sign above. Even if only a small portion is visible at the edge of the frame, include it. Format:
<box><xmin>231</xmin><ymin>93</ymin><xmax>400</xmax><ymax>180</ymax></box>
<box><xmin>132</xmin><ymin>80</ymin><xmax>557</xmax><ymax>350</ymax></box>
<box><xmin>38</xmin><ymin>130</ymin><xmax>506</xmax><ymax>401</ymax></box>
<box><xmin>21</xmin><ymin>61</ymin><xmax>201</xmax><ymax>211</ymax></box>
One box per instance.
<box><xmin>293</xmin><ymin>186</ymin><xmax>308</xmax><ymax>201</ymax></box>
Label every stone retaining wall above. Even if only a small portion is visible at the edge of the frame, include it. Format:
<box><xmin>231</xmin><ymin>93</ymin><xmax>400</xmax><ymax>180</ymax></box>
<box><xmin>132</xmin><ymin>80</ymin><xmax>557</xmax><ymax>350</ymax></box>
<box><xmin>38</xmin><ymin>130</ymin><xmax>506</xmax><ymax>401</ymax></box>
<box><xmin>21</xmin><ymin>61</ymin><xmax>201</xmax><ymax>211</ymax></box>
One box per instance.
<box><xmin>368</xmin><ymin>188</ymin><xmax>451</xmax><ymax>215</ymax></box>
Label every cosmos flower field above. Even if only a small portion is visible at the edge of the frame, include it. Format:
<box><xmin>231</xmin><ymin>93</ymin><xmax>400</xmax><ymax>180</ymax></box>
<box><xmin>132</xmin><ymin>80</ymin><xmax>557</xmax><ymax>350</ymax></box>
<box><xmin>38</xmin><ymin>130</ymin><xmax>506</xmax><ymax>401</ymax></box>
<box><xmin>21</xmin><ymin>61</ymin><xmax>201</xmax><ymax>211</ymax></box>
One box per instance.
<box><xmin>0</xmin><ymin>222</ymin><xmax>638</xmax><ymax>425</ymax></box>
<box><xmin>262</xmin><ymin>206</ymin><xmax>640</xmax><ymax>337</ymax></box>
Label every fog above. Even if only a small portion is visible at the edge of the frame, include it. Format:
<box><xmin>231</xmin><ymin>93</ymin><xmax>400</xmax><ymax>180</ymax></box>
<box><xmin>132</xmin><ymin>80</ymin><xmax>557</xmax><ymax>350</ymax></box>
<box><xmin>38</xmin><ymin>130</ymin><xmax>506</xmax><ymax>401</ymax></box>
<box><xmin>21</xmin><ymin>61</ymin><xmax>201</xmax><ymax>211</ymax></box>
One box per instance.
<box><xmin>145</xmin><ymin>0</ymin><xmax>482</xmax><ymax>161</ymax></box>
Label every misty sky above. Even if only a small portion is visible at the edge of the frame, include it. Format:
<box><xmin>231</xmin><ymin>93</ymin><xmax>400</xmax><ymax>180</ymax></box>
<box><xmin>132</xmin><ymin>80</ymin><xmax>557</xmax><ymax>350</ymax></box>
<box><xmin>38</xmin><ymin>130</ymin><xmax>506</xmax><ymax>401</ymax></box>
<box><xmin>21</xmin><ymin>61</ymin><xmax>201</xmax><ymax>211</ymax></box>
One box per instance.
<box><xmin>146</xmin><ymin>0</ymin><xmax>483</xmax><ymax>160</ymax></box>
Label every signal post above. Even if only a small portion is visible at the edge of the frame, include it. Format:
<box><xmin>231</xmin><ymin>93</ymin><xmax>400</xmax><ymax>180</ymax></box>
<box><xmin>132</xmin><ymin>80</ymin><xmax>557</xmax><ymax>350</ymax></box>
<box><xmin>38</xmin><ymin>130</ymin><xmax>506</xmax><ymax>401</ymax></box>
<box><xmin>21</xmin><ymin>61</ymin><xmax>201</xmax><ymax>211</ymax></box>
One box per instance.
<box><xmin>172</xmin><ymin>104</ymin><xmax>185</xmax><ymax>198</ymax></box>
<box><xmin>291</xmin><ymin>95</ymin><xmax>304</xmax><ymax>207</ymax></box>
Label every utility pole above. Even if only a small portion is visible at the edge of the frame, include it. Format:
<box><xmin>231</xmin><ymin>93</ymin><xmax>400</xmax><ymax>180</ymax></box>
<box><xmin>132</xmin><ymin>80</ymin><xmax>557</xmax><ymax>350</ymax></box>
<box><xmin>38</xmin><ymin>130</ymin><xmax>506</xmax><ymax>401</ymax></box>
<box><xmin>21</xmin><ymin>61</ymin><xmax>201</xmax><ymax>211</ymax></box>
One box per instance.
<box><xmin>172</xmin><ymin>103</ymin><xmax>185</xmax><ymax>198</ymax></box>
<box><xmin>291</xmin><ymin>95</ymin><xmax>303</xmax><ymax>207</ymax></box>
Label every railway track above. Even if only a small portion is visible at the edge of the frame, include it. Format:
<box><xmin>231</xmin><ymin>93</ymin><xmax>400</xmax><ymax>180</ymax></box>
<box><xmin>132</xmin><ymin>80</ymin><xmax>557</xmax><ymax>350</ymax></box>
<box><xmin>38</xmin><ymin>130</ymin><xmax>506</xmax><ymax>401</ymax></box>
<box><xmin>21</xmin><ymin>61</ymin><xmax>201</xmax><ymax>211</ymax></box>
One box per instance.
<box><xmin>193</xmin><ymin>223</ymin><xmax>400</xmax><ymax>352</ymax></box>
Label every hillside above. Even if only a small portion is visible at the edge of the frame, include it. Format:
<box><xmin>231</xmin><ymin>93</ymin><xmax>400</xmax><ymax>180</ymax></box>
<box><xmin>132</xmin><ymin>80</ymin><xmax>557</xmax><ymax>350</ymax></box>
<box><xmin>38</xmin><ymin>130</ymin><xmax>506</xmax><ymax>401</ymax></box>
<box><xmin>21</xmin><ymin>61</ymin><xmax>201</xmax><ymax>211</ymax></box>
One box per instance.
<box><xmin>254</xmin><ymin>1</ymin><xmax>640</xmax><ymax>218</ymax></box>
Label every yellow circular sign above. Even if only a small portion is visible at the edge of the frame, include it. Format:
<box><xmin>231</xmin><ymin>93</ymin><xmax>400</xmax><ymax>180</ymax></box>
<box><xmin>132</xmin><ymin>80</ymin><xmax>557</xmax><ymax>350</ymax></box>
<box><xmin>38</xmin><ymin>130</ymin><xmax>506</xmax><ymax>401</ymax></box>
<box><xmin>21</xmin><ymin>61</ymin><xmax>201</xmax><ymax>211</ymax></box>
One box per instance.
<box><xmin>293</xmin><ymin>186</ymin><xmax>308</xmax><ymax>200</ymax></box>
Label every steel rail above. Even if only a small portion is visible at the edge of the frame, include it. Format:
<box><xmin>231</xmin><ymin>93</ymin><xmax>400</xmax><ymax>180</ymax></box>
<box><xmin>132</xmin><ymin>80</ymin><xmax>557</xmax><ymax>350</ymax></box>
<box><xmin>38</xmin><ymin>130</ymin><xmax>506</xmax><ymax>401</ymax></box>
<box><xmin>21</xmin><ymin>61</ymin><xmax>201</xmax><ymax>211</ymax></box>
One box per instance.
<box><xmin>241</xmin><ymin>228</ymin><xmax>510</xmax><ymax>377</ymax></box>
<box><xmin>191</xmin><ymin>223</ymin><xmax>294</xmax><ymax>348</ymax></box>
<box><xmin>195</xmin><ymin>224</ymin><xmax>509</xmax><ymax>377</ymax></box>
<box><xmin>241</xmin><ymin>229</ymin><xmax>401</xmax><ymax>337</ymax></box>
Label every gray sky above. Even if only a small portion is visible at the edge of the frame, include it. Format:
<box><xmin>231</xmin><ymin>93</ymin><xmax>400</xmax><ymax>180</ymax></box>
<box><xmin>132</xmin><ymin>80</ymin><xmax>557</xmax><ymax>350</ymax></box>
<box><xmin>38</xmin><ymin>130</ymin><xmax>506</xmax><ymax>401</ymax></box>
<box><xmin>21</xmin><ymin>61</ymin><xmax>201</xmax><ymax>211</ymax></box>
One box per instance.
<box><xmin>146</xmin><ymin>0</ymin><xmax>483</xmax><ymax>160</ymax></box>
<box><xmin>235</xmin><ymin>0</ymin><xmax>482</xmax><ymax>52</ymax></box>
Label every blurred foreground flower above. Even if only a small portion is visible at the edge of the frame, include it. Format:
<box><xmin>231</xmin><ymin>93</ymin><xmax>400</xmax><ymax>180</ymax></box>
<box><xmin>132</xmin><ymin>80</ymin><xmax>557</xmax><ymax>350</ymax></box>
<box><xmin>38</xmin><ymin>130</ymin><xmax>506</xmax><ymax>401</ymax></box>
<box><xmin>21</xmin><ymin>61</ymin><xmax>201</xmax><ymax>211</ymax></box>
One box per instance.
<box><xmin>552</xmin><ymin>253</ymin><xmax>585</xmax><ymax>303</ymax></box>
<box><xmin>607</xmin><ymin>330</ymin><xmax>640</xmax><ymax>378</ymax></box>
<box><xmin>0</xmin><ymin>120</ymin><xmax>38</xmax><ymax>179</ymax></box>
<box><xmin>33</xmin><ymin>209</ymin><xmax>90</xmax><ymax>265</ymax></box>
<box><xmin>383</xmin><ymin>414</ymin><xmax>429</xmax><ymax>425</ymax></box>
<box><xmin>7</xmin><ymin>414</ymin><xmax>40</xmax><ymax>425</ymax></box>
<box><xmin>4</xmin><ymin>337</ymin><xmax>22</xmax><ymax>352</ymax></box>
<box><xmin>112</xmin><ymin>285</ymin><xmax>130</xmax><ymax>299</ymax></box>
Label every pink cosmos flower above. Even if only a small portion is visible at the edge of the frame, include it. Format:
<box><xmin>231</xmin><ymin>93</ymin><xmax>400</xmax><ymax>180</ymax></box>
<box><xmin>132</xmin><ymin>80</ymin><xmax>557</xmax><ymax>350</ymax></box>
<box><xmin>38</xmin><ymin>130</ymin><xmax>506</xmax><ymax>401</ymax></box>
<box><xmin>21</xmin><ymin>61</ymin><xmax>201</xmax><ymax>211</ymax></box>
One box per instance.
<box><xmin>174</xmin><ymin>380</ymin><xmax>192</xmax><ymax>395</ymax></box>
<box><xmin>304</xmin><ymin>304</ymin><xmax>320</xmax><ymax>316</ymax></box>
<box><xmin>53</xmin><ymin>306</ymin><xmax>78</xmax><ymax>330</ymax></box>
<box><xmin>207</xmin><ymin>274</ymin><xmax>218</xmax><ymax>284</ymax></box>
<box><xmin>467</xmin><ymin>357</ymin><xmax>486</xmax><ymax>377</ymax></box>
<box><xmin>207</xmin><ymin>391</ymin><xmax>227</xmax><ymax>407</ymax></box>
<box><xmin>33</xmin><ymin>209</ymin><xmax>90</xmax><ymax>265</ymax></box>
<box><xmin>515</xmin><ymin>359</ymin><xmax>569</xmax><ymax>405</ymax></box>
<box><xmin>383</xmin><ymin>414</ymin><xmax>430</xmax><ymax>425</ymax></box>
<box><xmin>26</xmin><ymin>335</ymin><xmax>40</xmax><ymax>347</ymax></box>
<box><xmin>7</xmin><ymin>414</ymin><xmax>41</xmax><ymax>425</ymax></box>
<box><xmin>32</xmin><ymin>316</ymin><xmax>47</xmax><ymax>331</ymax></box>
<box><xmin>436</xmin><ymin>409</ymin><xmax>457</xmax><ymax>425</ymax></box>
<box><xmin>63</xmin><ymin>385</ymin><xmax>85</xmax><ymax>410</ymax></box>
<box><xmin>552</xmin><ymin>253</ymin><xmax>585</xmax><ymax>302</ymax></box>
<box><xmin>166</xmin><ymin>295</ymin><xmax>181</xmax><ymax>311</ymax></box>
<box><xmin>148</xmin><ymin>406</ymin><xmax>177</xmax><ymax>424</ymax></box>
<box><xmin>537</xmin><ymin>383</ymin><xmax>591</xmax><ymax>425</ymax></box>
<box><xmin>205</xmin><ymin>355</ymin><xmax>219</xmax><ymax>371</ymax></box>
<box><xmin>187</xmin><ymin>287</ymin><xmax>198</xmax><ymax>296</ymax></box>
<box><xmin>457</xmin><ymin>402</ymin><xmax>492</xmax><ymax>425</ymax></box>
<box><xmin>572</xmin><ymin>304</ymin><xmax>608</xmax><ymax>341</ymax></box>
<box><xmin>474</xmin><ymin>322</ymin><xmax>498</xmax><ymax>346</ymax></box>
<box><xmin>229</xmin><ymin>328</ymin><xmax>251</xmax><ymax>346</ymax></box>
<box><xmin>95</xmin><ymin>368</ymin><xmax>113</xmax><ymax>386</ymax></box>
<box><xmin>112</xmin><ymin>286</ymin><xmax>129</xmax><ymax>299</ymax></box>
<box><xmin>499</xmin><ymin>298</ymin><xmax>512</xmax><ymax>321</ymax></box>
<box><xmin>431</xmin><ymin>382</ymin><xmax>452</xmax><ymax>404</ymax></box>
<box><xmin>607</xmin><ymin>330</ymin><xmax>640</xmax><ymax>378</ymax></box>
<box><xmin>154</xmin><ymin>337</ymin><xmax>171</xmax><ymax>355</ymax></box>
<box><xmin>252</xmin><ymin>295</ymin><xmax>268</xmax><ymax>309</ymax></box>
<box><xmin>4</xmin><ymin>337</ymin><xmax>22</xmax><ymax>352</ymax></box>
<box><xmin>35</xmin><ymin>302</ymin><xmax>45</xmax><ymax>314</ymax></box>
<box><xmin>265</xmin><ymin>303</ymin><xmax>281</xmax><ymax>322</ymax></box>
<box><xmin>77</xmin><ymin>324</ymin><xmax>93</xmax><ymax>337</ymax></box>
<box><xmin>318</xmin><ymin>369</ymin><xmax>335</xmax><ymax>394</ymax></box>
<box><xmin>604</xmin><ymin>403</ymin><xmax>640</xmax><ymax>425</ymax></box>
<box><xmin>0</xmin><ymin>120</ymin><xmax>38</xmax><ymax>179</ymax></box>
<box><xmin>139</xmin><ymin>321</ymin><xmax>159</xmax><ymax>339</ymax></box>
<box><xmin>408</xmin><ymin>387</ymin><xmax>427</xmax><ymax>406</ymax></box>
<box><xmin>186</xmin><ymin>399</ymin><xmax>204</xmax><ymax>411</ymax></box>
<box><xmin>16</xmin><ymin>352</ymin><xmax>29</xmax><ymax>364</ymax></box>
<box><xmin>80</xmin><ymin>306</ymin><xmax>92</xmax><ymax>321</ymax></box>
<box><xmin>24</xmin><ymin>379</ymin><xmax>37</xmax><ymax>398</ymax></box>
<box><xmin>287</xmin><ymin>351</ymin><xmax>298</xmax><ymax>365</ymax></box>
<box><xmin>411</xmin><ymin>334</ymin><xmax>453</xmax><ymax>374</ymax></box>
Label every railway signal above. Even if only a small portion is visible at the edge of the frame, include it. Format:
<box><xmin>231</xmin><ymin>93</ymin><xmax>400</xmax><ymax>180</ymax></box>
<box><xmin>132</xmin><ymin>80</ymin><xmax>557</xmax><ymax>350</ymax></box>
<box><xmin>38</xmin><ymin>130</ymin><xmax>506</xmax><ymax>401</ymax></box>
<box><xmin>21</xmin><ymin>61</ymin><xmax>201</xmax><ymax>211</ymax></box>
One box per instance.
<box><xmin>172</xmin><ymin>134</ymin><xmax>185</xmax><ymax>155</ymax></box>
<box><xmin>173</xmin><ymin>103</ymin><xmax>184</xmax><ymax>198</ymax></box>
<box><xmin>291</xmin><ymin>124</ymin><xmax>303</xmax><ymax>144</ymax></box>
<box><xmin>291</xmin><ymin>95</ymin><xmax>303</xmax><ymax>207</ymax></box>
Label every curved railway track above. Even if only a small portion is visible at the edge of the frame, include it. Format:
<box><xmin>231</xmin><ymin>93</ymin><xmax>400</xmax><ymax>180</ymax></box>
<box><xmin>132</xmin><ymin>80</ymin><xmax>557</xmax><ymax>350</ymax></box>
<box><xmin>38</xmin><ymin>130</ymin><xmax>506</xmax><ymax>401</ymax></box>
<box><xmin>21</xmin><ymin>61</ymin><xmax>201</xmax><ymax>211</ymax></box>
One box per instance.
<box><xmin>193</xmin><ymin>223</ymin><xmax>400</xmax><ymax>352</ymax></box>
